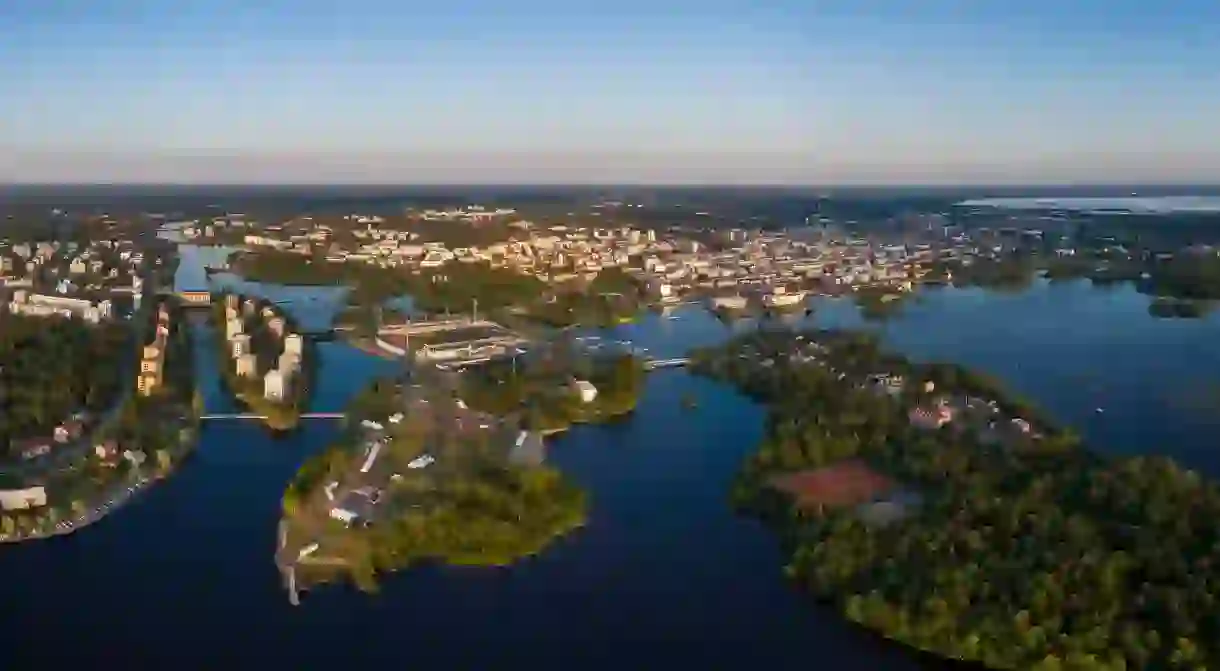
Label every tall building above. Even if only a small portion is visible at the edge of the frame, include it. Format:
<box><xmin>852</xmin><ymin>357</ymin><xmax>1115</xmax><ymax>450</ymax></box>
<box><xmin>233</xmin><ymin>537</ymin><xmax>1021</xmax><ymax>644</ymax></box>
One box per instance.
<box><xmin>264</xmin><ymin>370</ymin><xmax>287</xmax><ymax>401</ymax></box>
<box><xmin>284</xmin><ymin>334</ymin><xmax>303</xmax><ymax>356</ymax></box>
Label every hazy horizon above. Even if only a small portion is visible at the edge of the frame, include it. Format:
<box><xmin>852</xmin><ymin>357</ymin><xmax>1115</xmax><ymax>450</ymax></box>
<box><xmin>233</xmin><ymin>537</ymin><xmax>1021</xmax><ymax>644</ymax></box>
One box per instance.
<box><xmin>4</xmin><ymin>1</ymin><xmax>1219</xmax><ymax>184</ymax></box>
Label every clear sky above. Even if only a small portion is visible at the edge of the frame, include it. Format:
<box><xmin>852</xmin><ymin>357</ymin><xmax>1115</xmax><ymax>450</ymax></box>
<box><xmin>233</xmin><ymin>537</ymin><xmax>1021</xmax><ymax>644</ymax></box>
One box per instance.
<box><xmin>2</xmin><ymin>0</ymin><xmax>1218</xmax><ymax>185</ymax></box>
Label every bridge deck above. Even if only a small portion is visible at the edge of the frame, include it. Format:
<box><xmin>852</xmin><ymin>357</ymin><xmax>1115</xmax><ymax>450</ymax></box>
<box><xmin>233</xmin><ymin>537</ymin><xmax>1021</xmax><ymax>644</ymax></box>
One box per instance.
<box><xmin>199</xmin><ymin>412</ymin><xmax>345</xmax><ymax>420</ymax></box>
<box><xmin>643</xmin><ymin>357</ymin><xmax>691</xmax><ymax>369</ymax></box>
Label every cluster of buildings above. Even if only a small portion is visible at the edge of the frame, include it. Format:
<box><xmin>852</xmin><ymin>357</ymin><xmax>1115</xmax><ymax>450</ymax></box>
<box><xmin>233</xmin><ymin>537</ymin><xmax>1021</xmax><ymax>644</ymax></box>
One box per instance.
<box><xmin>222</xmin><ymin>294</ymin><xmax>304</xmax><ymax>402</ymax></box>
<box><xmin>137</xmin><ymin>302</ymin><xmax>174</xmax><ymax>397</ymax></box>
<box><xmin>221</xmin><ymin>210</ymin><xmax>964</xmax><ymax>307</ymax></box>
<box><xmin>7</xmin><ymin>290</ymin><xmax>114</xmax><ymax>324</ymax></box>
<box><xmin>0</xmin><ymin>238</ymin><xmax>145</xmax><ymax>303</ymax></box>
<box><xmin>11</xmin><ymin>411</ymin><xmax>90</xmax><ymax>461</ymax></box>
<box><xmin>773</xmin><ymin>338</ymin><xmax>1043</xmax><ymax>445</ymax></box>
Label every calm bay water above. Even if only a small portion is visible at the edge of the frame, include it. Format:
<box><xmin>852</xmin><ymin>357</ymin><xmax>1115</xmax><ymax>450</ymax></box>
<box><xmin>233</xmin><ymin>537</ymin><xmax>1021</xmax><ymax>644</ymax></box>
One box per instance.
<box><xmin>2</xmin><ymin>261</ymin><xmax>1218</xmax><ymax>668</ymax></box>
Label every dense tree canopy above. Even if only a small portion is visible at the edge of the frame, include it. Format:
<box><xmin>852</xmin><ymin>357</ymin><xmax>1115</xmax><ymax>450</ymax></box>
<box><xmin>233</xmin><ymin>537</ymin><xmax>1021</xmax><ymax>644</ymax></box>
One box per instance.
<box><xmin>694</xmin><ymin>330</ymin><xmax>1220</xmax><ymax>670</ymax></box>
<box><xmin>0</xmin><ymin>314</ymin><xmax>129</xmax><ymax>457</ymax></box>
<box><xmin>461</xmin><ymin>351</ymin><xmax>644</xmax><ymax>431</ymax></box>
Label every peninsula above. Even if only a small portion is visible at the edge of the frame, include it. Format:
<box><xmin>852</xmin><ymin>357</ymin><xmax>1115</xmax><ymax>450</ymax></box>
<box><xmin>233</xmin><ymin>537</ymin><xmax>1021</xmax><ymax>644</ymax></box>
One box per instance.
<box><xmin>692</xmin><ymin>329</ymin><xmax>1220</xmax><ymax>670</ymax></box>
<box><xmin>277</xmin><ymin>376</ymin><xmax>586</xmax><ymax>595</ymax></box>
<box><xmin>211</xmin><ymin>293</ymin><xmax>314</xmax><ymax>430</ymax></box>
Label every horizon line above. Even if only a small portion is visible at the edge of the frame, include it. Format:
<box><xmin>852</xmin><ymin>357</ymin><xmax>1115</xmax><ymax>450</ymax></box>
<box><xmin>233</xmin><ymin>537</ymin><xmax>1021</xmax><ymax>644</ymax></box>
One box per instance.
<box><xmin>5</xmin><ymin>181</ymin><xmax>1220</xmax><ymax>190</ymax></box>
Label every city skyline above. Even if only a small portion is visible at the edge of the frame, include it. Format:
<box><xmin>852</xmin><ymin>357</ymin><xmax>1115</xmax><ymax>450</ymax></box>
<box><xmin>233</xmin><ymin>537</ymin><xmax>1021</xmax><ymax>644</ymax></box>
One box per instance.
<box><xmin>3</xmin><ymin>0</ymin><xmax>1218</xmax><ymax>185</ymax></box>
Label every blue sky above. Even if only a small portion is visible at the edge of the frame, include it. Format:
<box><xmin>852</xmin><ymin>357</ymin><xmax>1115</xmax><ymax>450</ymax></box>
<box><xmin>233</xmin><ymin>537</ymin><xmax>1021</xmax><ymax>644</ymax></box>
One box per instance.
<box><xmin>1</xmin><ymin>0</ymin><xmax>1218</xmax><ymax>184</ymax></box>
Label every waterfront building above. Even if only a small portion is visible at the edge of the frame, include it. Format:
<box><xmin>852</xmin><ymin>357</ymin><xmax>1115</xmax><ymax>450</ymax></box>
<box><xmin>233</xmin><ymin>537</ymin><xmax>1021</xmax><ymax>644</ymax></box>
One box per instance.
<box><xmin>284</xmin><ymin>333</ymin><xmax>303</xmax><ymax>356</ymax></box>
<box><xmin>278</xmin><ymin>351</ymin><xmax>300</xmax><ymax>373</ymax></box>
<box><xmin>236</xmin><ymin>354</ymin><xmax>258</xmax><ymax>378</ymax></box>
<box><xmin>138</xmin><ymin>374</ymin><xmax>159</xmax><ymax>396</ymax></box>
<box><xmin>231</xmin><ymin>333</ymin><xmax>251</xmax><ymax>358</ymax></box>
<box><xmin>264</xmin><ymin>369</ymin><xmax>287</xmax><ymax>401</ymax></box>
<box><xmin>0</xmin><ymin>486</ymin><xmax>47</xmax><ymax>511</ymax></box>
<box><xmin>572</xmin><ymin>380</ymin><xmax>599</xmax><ymax>403</ymax></box>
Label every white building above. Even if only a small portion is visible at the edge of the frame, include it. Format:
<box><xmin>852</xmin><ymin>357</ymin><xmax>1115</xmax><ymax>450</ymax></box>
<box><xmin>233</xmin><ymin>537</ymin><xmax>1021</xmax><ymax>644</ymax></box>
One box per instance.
<box><xmin>572</xmin><ymin>380</ymin><xmax>598</xmax><ymax>403</ymax></box>
<box><xmin>264</xmin><ymin>369</ymin><xmax>287</xmax><ymax>401</ymax></box>
<box><xmin>236</xmin><ymin>353</ymin><xmax>258</xmax><ymax>378</ymax></box>
<box><xmin>230</xmin><ymin>333</ymin><xmax>251</xmax><ymax>358</ymax></box>
<box><xmin>0</xmin><ymin>486</ymin><xmax>47</xmax><ymax>511</ymax></box>
<box><xmin>284</xmin><ymin>333</ymin><xmax>303</xmax><ymax>356</ymax></box>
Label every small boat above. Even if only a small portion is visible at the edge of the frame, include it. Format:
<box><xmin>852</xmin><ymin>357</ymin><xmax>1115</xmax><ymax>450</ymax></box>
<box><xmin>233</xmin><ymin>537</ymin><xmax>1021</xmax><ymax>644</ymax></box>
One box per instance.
<box><xmin>1095</xmin><ymin>407</ymin><xmax>1105</xmax><ymax>413</ymax></box>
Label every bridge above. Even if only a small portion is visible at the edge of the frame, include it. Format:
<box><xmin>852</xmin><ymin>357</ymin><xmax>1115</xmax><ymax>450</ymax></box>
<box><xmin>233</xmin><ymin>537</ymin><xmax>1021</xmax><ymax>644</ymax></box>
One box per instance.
<box><xmin>643</xmin><ymin>357</ymin><xmax>690</xmax><ymax>370</ymax></box>
<box><xmin>199</xmin><ymin>412</ymin><xmax>345</xmax><ymax>421</ymax></box>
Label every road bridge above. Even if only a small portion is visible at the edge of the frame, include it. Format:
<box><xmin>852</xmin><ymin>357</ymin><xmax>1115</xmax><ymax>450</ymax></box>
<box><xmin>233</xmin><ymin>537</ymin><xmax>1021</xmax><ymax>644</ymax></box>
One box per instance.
<box><xmin>199</xmin><ymin>412</ymin><xmax>345</xmax><ymax>421</ymax></box>
<box><xmin>643</xmin><ymin>357</ymin><xmax>691</xmax><ymax>370</ymax></box>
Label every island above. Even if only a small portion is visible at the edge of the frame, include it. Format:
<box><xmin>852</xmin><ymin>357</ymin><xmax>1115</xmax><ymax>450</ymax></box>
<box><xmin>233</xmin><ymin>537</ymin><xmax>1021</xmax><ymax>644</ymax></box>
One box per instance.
<box><xmin>692</xmin><ymin>329</ymin><xmax>1220</xmax><ymax>670</ymax></box>
<box><xmin>851</xmin><ymin>285</ymin><xmax>916</xmax><ymax>321</ymax></box>
<box><xmin>211</xmin><ymin>293</ymin><xmax>314</xmax><ymax>430</ymax></box>
<box><xmin>1147</xmin><ymin>297</ymin><xmax>1212</xmax><ymax>319</ymax></box>
<box><xmin>523</xmin><ymin>267</ymin><xmax>649</xmax><ymax>327</ymax></box>
<box><xmin>943</xmin><ymin>242</ymin><xmax>1220</xmax><ymax>307</ymax></box>
<box><xmin>276</xmin><ymin>377</ymin><xmax>586</xmax><ymax>595</ymax></box>
<box><xmin>458</xmin><ymin>344</ymin><xmax>645</xmax><ymax>433</ymax></box>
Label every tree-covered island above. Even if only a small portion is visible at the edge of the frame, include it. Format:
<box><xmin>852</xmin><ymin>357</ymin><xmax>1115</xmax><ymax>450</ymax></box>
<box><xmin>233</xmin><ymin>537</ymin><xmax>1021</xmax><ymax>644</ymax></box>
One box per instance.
<box><xmin>851</xmin><ymin>285</ymin><xmax>917</xmax><ymax>321</ymax></box>
<box><xmin>940</xmin><ymin>248</ymin><xmax>1220</xmax><ymax>317</ymax></box>
<box><xmin>458</xmin><ymin>344</ymin><xmax>646</xmax><ymax>433</ymax></box>
<box><xmin>692</xmin><ymin>329</ymin><xmax>1220</xmax><ymax>670</ymax></box>
<box><xmin>277</xmin><ymin>377</ymin><xmax>586</xmax><ymax>594</ymax></box>
<box><xmin>523</xmin><ymin>267</ymin><xmax>649</xmax><ymax>327</ymax></box>
<box><xmin>211</xmin><ymin>293</ymin><xmax>315</xmax><ymax>430</ymax></box>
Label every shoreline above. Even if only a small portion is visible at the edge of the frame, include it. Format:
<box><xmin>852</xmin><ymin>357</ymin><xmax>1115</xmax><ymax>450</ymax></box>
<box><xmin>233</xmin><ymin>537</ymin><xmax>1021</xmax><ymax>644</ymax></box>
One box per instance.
<box><xmin>1</xmin><ymin>421</ymin><xmax>199</xmax><ymax>546</ymax></box>
<box><xmin>0</xmin><ymin>465</ymin><xmax>170</xmax><ymax>545</ymax></box>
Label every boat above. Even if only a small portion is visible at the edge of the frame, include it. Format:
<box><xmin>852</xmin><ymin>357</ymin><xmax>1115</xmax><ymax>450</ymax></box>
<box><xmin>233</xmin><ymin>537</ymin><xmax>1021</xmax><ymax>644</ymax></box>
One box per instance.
<box><xmin>762</xmin><ymin>290</ymin><xmax>807</xmax><ymax>308</ymax></box>
<box><xmin>710</xmin><ymin>295</ymin><xmax>748</xmax><ymax>310</ymax></box>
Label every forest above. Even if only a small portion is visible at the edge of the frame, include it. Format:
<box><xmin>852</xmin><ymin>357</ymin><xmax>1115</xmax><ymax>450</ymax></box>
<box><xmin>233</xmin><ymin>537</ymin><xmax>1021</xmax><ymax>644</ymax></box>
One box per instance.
<box><xmin>0</xmin><ymin>298</ymin><xmax>200</xmax><ymax>540</ymax></box>
<box><xmin>693</xmin><ymin>329</ymin><xmax>1219</xmax><ymax>670</ymax></box>
<box><xmin>0</xmin><ymin>313</ymin><xmax>129</xmax><ymax>459</ymax></box>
